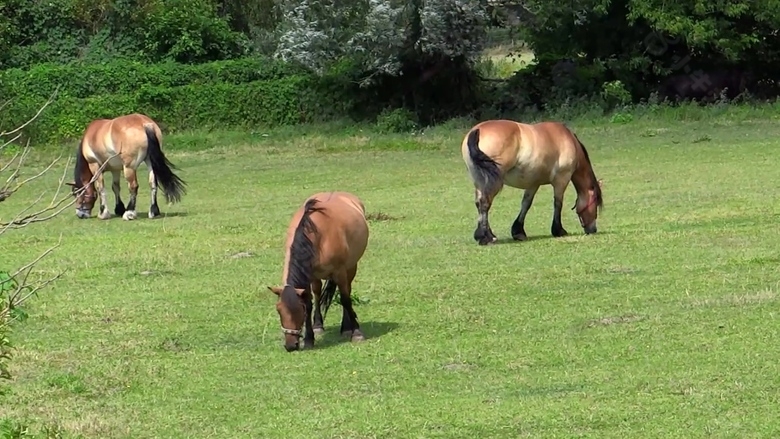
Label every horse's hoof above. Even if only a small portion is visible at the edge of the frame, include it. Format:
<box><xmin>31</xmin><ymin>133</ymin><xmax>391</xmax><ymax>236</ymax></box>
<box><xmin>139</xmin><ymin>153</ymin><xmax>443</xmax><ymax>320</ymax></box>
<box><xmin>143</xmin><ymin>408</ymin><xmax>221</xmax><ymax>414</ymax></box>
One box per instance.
<box><xmin>351</xmin><ymin>331</ymin><xmax>366</xmax><ymax>342</ymax></box>
<box><xmin>303</xmin><ymin>340</ymin><xmax>315</xmax><ymax>349</ymax></box>
<box><xmin>313</xmin><ymin>327</ymin><xmax>325</xmax><ymax>336</ymax></box>
<box><xmin>478</xmin><ymin>237</ymin><xmax>497</xmax><ymax>246</ymax></box>
<box><xmin>512</xmin><ymin>233</ymin><xmax>528</xmax><ymax>241</ymax></box>
<box><xmin>122</xmin><ymin>210</ymin><xmax>137</xmax><ymax>221</ymax></box>
<box><xmin>341</xmin><ymin>330</ymin><xmax>353</xmax><ymax>338</ymax></box>
<box><xmin>98</xmin><ymin>212</ymin><xmax>111</xmax><ymax>220</ymax></box>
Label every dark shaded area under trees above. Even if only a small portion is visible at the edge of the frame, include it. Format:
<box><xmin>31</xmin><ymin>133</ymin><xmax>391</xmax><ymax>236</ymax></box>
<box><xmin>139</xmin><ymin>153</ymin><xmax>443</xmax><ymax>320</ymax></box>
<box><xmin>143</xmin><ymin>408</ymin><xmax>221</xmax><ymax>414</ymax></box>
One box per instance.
<box><xmin>1</xmin><ymin>0</ymin><xmax>779</xmax><ymax>140</ymax></box>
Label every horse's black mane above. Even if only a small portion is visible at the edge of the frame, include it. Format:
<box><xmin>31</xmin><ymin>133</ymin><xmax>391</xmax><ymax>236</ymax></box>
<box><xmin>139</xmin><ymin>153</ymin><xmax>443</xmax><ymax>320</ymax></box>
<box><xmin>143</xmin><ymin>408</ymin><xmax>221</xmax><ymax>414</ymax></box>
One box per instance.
<box><xmin>285</xmin><ymin>198</ymin><xmax>326</xmax><ymax>291</ymax></box>
<box><xmin>575</xmin><ymin>134</ymin><xmax>604</xmax><ymax>209</ymax></box>
<box><xmin>72</xmin><ymin>138</ymin><xmax>89</xmax><ymax>190</ymax></box>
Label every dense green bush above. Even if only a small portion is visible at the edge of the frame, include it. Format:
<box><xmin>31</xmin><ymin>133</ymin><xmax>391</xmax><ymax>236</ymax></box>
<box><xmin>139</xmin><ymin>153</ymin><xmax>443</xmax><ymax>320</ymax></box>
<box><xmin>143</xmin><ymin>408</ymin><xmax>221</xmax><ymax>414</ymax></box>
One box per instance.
<box><xmin>0</xmin><ymin>57</ymin><xmax>309</xmax><ymax>100</ymax></box>
<box><xmin>0</xmin><ymin>58</ymin><xmax>355</xmax><ymax>143</ymax></box>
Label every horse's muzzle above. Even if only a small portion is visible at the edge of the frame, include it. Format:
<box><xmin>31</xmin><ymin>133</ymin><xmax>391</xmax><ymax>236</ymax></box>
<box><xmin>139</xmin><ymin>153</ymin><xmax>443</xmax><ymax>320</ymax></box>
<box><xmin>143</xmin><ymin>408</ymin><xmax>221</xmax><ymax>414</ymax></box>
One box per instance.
<box><xmin>284</xmin><ymin>342</ymin><xmax>300</xmax><ymax>352</ymax></box>
<box><xmin>584</xmin><ymin>224</ymin><xmax>597</xmax><ymax>234</ymax></box>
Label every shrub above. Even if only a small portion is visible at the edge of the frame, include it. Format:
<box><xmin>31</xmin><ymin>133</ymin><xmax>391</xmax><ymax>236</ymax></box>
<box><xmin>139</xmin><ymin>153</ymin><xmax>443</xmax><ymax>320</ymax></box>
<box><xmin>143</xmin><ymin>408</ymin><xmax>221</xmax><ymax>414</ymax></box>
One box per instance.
<box><xmin>0</xmin><ymin>57</ymin><xmax>308</xmax><ymax>101</ymax></box>
<box><xmin>375</xmin><ymin>108</ymin><xmax>419</xmax><ymax>133</ymax></box>
<box><xmin>0</xmin><ymin>58</ymin><xmax>355</xmax><ymax>143</ymax></box>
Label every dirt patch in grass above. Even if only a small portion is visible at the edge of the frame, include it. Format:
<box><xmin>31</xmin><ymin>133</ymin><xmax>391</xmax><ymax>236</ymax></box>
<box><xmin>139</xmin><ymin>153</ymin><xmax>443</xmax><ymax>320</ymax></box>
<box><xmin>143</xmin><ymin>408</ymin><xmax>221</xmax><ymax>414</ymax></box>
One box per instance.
<box><xmin>585</xmin><ymin>314</ymin><xmax>646</xmax><ymax>328</ymax></box>
<box><xmin>365</xmin><ymin>211</ymin><xmax>402</xmax><ymax>222</ymax></box>
<box><xmin>685</xmin><ymin>289</ymin><xmax>778</xmax><ymax>309</ymax></box>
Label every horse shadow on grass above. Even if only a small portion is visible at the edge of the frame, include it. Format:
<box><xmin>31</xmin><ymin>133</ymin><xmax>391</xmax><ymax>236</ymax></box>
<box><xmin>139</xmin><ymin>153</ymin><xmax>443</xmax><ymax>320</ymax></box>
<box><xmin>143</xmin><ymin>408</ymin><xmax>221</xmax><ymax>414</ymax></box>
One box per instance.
<box><xmin>140</xmin><ymin>211</ymin><xmax>189</xmax><ymax>218</ymax></box>
<box><xmin>491</xmin><ymin>230</ymin><xmax>615</xmax><ymax>245</ymax></box>
<box><xmin>493</xmin><ymin>235</ymin><xmax>556</xmax><ymax>245</ymax></box>
<box><xmin>315</xmin><ymin>320</ymin><xmax>399</xmax><ymax>349</ymax></box>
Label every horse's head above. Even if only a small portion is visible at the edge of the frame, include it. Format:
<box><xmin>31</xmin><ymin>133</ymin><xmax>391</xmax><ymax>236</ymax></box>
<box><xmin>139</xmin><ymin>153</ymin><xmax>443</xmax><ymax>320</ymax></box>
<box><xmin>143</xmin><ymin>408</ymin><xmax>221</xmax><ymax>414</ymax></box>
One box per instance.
<box><xmin>65</xmin><ymin>180</ymin><xmax>97</xmax><ymax>219</ymax></box>
<box><xmin>573</xmin><ymin>179</ymin><xmax>603</xmax><ymax>234</ymax></box>
<box><xmin>268</xmin><ymin>285</ymin><xmax>307</xmax><ymax>352</ymax></box>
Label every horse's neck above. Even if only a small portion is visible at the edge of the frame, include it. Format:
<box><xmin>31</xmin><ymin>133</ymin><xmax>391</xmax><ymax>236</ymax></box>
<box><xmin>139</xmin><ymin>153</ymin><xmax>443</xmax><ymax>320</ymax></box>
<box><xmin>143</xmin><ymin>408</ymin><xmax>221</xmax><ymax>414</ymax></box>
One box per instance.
<box><xmin>282</xmin><ymin>235</ymin><xmax>320</xmax><ymax>288</ymax></box>
<box><xmin>80</xmin><ymin>169</ymin><xmax>94</xmax><ymax>187</ymax></box>
<box><xmin>570</xmin><ymin>163</ymin><xmax>594</xmax><ymax>200</ymax></box>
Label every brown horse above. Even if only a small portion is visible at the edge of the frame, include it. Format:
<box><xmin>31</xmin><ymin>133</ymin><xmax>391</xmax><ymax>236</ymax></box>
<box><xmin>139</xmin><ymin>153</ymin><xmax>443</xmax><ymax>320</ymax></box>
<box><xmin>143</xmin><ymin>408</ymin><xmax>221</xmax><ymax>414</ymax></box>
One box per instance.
<box><xmin>461</xmin><ymin>120</ymin><xmax>603</xmax><ymax>245</ymax></box>
<box><xmin>268</xmin><ymin>191</ymin><xmax>370</xmax><ymax>352</ymax></box>
<box><xmin>66</xmin><ymin>113</ymin><xmax>186</xmax><ymax>220</ymax></box>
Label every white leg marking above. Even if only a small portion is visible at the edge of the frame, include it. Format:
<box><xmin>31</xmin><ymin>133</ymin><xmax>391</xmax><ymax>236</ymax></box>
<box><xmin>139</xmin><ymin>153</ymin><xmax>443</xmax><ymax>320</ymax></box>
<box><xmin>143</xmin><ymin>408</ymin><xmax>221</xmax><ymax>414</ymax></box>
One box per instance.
<box><xmin>97</xmin><ymin>180</ymin><xmax>110</xmax><ymax>220</ymax></box>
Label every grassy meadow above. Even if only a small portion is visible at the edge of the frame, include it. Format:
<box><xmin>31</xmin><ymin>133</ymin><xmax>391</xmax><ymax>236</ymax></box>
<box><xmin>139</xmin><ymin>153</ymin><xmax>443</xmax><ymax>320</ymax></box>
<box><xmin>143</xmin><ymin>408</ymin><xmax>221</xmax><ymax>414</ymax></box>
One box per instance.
<box><xmin>2</xmin><ymin>108</ymin><xmax>780</xmax><ymax>438</ymax></box>
<box><xmin>480</xmin><ymin>42</ymin><xmax>536</xmax><ymax>79</ymax></box>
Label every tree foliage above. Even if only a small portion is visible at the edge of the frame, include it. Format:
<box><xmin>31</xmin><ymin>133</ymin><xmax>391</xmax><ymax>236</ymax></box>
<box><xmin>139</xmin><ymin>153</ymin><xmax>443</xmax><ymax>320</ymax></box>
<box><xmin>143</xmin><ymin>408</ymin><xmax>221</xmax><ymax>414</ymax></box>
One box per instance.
<box><xmin>274</xmin><ymin>0</ymin><xmax>490</xmax><ymax>79</ymax></box>
<box><xmin>508</xmin><ymin>0</ymin><xmax>780</xmax><ymax>106</ymax></box>
<box><xmin>2</xmin><ymin>0</ymin><xmax>780</xmax><ymax>129</ymax></box>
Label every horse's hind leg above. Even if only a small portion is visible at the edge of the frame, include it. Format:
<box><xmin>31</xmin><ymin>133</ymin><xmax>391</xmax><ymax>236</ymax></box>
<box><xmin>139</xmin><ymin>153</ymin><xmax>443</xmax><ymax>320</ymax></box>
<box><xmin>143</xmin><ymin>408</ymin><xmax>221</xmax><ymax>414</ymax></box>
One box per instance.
<box><xmin>551</xmin><ymin>179</ymin><xmax>570</xmax><ymax>237</ymax></box>
<box><xmin>122</xmin><ymin>167</ymin><xmax>139</xmax><ymax>221</ymax></box>
<box><xmin>111</xmin><ymin>170</ymin><xmax>126</xmax><ymax>217</ymax></box>
<box><xmin>147</xmin><ymin>159</ymin><xmax>160</xmax><ymax>219</ymax></box>
<box><xmin>336</xmin><ymin>266</ymin><xmax>364</xmax><ymax>342</ymax></box>
<box><xmin>511</xmin><ymin>186</ymin><xmax>539</xmax><ymax>241</ymax></box>
<box><xmin>474</xmin><ymin>188</ymin><xmax>499</xmax><ymax>245</ymax></box>
<box><xmin>311</xmin><ymin>278</ymin><xmax>325</xmax><ymax>336</ymax></box>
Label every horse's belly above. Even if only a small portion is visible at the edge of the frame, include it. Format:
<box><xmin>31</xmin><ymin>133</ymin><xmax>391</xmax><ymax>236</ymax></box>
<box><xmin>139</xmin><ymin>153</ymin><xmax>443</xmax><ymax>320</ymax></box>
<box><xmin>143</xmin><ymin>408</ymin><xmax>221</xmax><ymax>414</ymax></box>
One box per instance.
<box><xmin>503</xmin><ymin>166</ymin><xmax>548</xmax><ymax>189</ymax></box>
<box><xmin>312</xmin><ymin>222</ymin><xmax>368</xmax><ymax>280</ymax></box>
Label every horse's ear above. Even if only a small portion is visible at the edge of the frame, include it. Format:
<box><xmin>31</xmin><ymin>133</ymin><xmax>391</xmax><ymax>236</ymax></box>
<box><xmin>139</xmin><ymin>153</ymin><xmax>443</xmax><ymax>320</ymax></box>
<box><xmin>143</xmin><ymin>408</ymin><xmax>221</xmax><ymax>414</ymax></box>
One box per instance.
<box><xmin>294</xmin><ymin>288</ymin><xmax>306</xmax><ymax>297</ymax></box>
<box><xmin>267</xmin><ymin>286</ymin><xmax>284</xmax><ymax>296</ymax></box>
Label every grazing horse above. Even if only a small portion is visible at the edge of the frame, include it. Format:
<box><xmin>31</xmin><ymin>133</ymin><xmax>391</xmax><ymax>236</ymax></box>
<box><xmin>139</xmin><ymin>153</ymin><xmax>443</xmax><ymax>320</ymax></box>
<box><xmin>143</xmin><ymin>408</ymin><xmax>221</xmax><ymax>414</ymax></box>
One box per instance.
<box><xmin>461</xmin><ymin>120</ymin><xmax>603</xmax><ymax>245</ymax></box>
<box><xmin>66</xmin><ymin>113</ymin><xmax>186</xmax><ymax>220</ymax></box>
<box><xmin>268</xmin><ymin>191</ymin><xmax>370</xmax><ymax>352</ymax></box>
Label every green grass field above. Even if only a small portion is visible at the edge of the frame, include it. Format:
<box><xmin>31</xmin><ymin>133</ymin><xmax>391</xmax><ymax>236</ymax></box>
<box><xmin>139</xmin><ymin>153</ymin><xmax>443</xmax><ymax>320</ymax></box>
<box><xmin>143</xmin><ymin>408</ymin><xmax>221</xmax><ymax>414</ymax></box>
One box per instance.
<box><xmin>2</xmin><ymin>114</ymin><xmax>780</xmax><ymax>438</ymax></box>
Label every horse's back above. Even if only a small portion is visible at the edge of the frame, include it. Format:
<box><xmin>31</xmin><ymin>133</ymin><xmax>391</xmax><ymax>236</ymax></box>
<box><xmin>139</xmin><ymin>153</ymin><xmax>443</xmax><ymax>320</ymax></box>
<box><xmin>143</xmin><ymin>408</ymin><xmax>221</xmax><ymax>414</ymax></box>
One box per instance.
<box><xmin>306</xmin><ymin>191</ymin><xmax>369</xmax><ymax>272</ymax></box>
<box><xmin>463</xmin><ymin>119</ymin><xmax>580</xmax><ymax>188</ymax></box>
<box><xmin>310</xmin><ymin>191</ymin><xmax>368</xmax><ymax>238</ymax></box>
<box><xmin>82</xmin><ymin>113</ymin><xmax>159</xmax><ymax>168</ymax></box>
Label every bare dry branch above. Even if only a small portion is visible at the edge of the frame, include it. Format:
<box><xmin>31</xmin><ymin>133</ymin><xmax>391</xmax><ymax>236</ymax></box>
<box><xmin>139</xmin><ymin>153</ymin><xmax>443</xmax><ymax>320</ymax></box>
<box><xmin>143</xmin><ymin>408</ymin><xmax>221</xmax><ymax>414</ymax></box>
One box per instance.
<box><xmin>1</xmin><ymin>88</ymin><xmax>69</xmax><ymax>382</ymax></box>
<box><xmin>0</xmin><ymin>153</ymin><xmax>117</xmax><ymax>234</ymax></box>
<box><xmin>0</xmin><ymin>140</ymin><xmax>62</xmax><ymax>202</ymax></box>
<box><xmin>1</xmin><ymin>240</ymin><xmax>66</xmax><ymax>326</ymax></box>
<box><xmin>4</xmin><ymin>236</ymin><xmax>65</xmax><ymax>316</ymax></box>
<box><xmin>0</xmin><ymin>132</ymin><xmax>22</xmax><ymax>157</ymax></box>
<box><xmin>0</xmin><ymin>98</ymin><xmax>13</xmax><ymax>114</ymax></box>
<box><xmin>0</xmin><ymin>87</ymin><xmax>59</xmax><ymax>138</ymax></box>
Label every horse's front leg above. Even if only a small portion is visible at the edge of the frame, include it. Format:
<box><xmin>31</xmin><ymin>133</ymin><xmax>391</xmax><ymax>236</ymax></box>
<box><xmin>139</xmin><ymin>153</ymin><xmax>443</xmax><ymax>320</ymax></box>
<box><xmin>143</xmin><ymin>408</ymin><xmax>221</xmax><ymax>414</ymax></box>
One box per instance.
<box><xmin>111</xmin><ymin>170</ymin><xmax>126</xmax><ymax>216</ymax></box>
<box><xmin>94</xmin><ymin>171</ymin><xmax>111</xmax><ymax>220</ymax></box>
<box><xmin>511</xmin><ymin>186</ymin><xmax>539</xmax><ymax>241</ymax></box>
<box><xmin>303</xmin><ymin>294</ymin><xmax>315</xmax><ymax>349</ymax></box>
<box><xmin>551</xmin><ymin>180</ymin><xmax>569</xmax><ymax>237</ymax></box>
<box><xmin>311</xmin><ymin>279</ymin><xmax>325</xmax><ymax>336</ymax></box>
<box><xmin>122</xmin><ymin>166</ymin><xmax>139</xmax><ymax>221</ymax></box>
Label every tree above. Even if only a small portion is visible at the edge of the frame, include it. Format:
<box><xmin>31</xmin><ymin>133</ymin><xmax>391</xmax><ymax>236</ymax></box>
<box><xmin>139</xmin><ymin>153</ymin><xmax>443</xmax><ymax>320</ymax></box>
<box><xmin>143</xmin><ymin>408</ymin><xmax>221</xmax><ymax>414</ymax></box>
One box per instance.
<box><xmin>274</xmin><ymin>0</ymin><xmax>491</xmax><ymax>123</ymax></box>
<box><xmin>0</xmin><ymin>93</ymin><xmax>108</xmax><ymax>381</ymax></box>
<box><xmin>275</xmin><ymin>0</ymin><xmax>490</xmax><ymax>77</ymax></box>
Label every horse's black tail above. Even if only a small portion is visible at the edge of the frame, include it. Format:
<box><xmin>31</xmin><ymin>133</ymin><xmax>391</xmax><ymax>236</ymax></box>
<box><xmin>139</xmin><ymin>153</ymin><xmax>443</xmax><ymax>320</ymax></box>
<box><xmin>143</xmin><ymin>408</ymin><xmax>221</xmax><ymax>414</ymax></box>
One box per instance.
<box><xmin>144</xmin><ymin>124</ymin><xmax>187</xmax><ymax>204</ymax></box>
<box><xmin>465</xmin><ymin>128</ymin><xmax>501</xmax><ymax>194</ymax></box>
<box><xmin>318</xmin><ymin>279</ymin><xmax>339</xmax><ymax>319</ymax></box>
